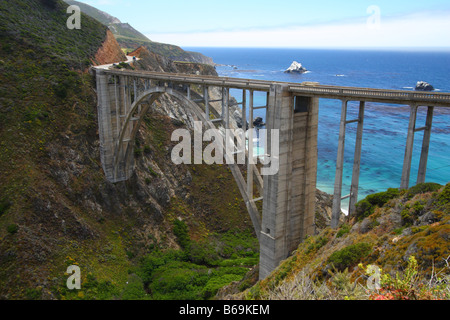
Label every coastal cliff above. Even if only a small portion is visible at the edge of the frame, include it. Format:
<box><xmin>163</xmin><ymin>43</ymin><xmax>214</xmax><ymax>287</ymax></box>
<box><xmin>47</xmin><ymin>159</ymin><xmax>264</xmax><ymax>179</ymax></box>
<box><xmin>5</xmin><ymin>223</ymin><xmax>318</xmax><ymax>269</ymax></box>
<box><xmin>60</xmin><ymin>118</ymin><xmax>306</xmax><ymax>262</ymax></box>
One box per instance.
<box><xmin>64</xmin><ymin>0</ymin><xmax>215</xmax><ymax>65</ymax></box>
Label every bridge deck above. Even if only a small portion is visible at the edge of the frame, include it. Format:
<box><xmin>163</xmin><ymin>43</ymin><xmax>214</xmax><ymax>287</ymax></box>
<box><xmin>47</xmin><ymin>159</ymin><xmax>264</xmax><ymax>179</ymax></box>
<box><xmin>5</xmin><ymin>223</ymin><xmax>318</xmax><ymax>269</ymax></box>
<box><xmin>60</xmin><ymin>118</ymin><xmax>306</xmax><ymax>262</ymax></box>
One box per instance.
<box><xmin>100</xmin><ymin>69</ymin><xmax>450</xmax><ymax>107</ymax></box>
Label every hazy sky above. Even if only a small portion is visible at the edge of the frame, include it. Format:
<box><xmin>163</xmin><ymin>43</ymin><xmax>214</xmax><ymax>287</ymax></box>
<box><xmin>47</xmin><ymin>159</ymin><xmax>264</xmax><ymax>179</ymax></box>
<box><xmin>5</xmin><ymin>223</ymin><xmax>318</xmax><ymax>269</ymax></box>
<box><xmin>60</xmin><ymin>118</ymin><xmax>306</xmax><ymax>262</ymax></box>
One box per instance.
<box><xmin>79</xmin><ymin>0</ymin><xmax>450</xmax><ymax>49</ymax></box>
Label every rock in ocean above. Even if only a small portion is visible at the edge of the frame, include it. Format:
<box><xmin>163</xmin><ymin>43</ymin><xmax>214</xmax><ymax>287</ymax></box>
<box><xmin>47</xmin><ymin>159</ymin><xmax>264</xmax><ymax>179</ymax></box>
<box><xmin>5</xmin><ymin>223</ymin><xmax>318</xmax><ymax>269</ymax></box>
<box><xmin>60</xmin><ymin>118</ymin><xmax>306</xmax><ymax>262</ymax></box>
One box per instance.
<box><xmin>284</xmin><ymin>61</ymin><xmax>308</xmax><ymax>74</ymax></box>
<box><xmin>253</xmin><ymin>117</ymin><xmax>265</xmax><ymax>127</ymax></box>
<box><xmin>415</xmin><ymin>81</ymin><xmax>434</xmax><ymax>91</ymax></box>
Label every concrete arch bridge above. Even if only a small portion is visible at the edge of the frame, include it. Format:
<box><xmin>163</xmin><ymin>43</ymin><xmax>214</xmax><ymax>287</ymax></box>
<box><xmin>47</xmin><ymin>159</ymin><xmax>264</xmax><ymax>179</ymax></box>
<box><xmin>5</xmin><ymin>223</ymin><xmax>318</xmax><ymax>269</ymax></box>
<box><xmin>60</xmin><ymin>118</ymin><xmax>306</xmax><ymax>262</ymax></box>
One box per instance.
<box><xmin>94</xmin><ymin>68</ymin><xmax>450</xmax><ymax>279</ymax></box>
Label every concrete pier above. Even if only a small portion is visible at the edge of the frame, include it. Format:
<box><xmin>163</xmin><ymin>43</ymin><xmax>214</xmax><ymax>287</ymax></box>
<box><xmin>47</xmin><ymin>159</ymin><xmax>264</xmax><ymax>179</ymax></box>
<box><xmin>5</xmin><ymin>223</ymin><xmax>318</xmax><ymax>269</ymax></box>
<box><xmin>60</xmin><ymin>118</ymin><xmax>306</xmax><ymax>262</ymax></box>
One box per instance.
<box><xmin>259</xmin><ymin>86</ymin><xmax>318</xmax><ymax>279</ymax></box>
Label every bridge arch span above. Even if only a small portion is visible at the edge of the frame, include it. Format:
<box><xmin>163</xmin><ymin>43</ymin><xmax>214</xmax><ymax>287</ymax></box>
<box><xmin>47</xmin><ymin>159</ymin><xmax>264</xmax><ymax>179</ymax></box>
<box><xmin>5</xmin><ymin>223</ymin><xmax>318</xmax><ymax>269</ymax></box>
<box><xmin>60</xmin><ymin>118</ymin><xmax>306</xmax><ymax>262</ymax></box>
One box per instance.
<box><xmin>97</xmin><ymin>77</ymin><xmax>264</xmax><ymax>242</ymax></box>
<box><xmin>114</xmin><ymin>86</ymin><xmax>209</xmax><ymax>182</ymax></box>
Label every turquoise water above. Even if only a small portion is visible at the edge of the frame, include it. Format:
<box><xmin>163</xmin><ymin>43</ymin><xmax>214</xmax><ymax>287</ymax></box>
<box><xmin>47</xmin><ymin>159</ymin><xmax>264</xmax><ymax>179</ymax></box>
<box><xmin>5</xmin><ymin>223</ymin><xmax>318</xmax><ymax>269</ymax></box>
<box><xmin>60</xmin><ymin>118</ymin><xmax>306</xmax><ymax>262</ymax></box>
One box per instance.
<box><xmin>185</xmin><ymin>47</ymin><xmax>450</xmax><ymax>205</ymax></box>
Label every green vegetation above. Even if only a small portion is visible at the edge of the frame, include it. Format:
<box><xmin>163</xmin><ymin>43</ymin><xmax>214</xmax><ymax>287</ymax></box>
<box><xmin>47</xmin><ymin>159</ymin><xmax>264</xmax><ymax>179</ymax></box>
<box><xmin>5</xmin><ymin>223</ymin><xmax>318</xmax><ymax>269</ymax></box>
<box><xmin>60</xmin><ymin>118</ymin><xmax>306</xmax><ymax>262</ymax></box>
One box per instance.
<box><xmin>6</xmin><ymin>224</ymin><xmax>19</xmax><ymax>234</ymax></box>
<box><xmin>406</xmin><ymin>182</ymin><xmax>442</xmax><ymax>199</ymax></box>
<box><xmin>172</xmin><ymin>219</ymin><xmax>190</xmax><ymax>250</ymax></box>
<box><xmin>233</xmin><ymin>183</ymin><xmax>449</xmax><ymax>300</ymax></box>
<box><xmin>361</xmin><ymin>256</ymin><xmax>449</xmax><ymax>300</ymax></box>
<box><xmin>354</xmin><ymin>187</ymin><xmax>400</xmax><ymax>220</ymax></box>
<box><xmin>327</xmin><ymin>242</ymin><xmax>372</xmax><ymax>271</ymax></box>
<box><xmin>306</xmin><ymin>235</ymin><xmax>329</xmax><ymax>254</ymax></box>
<box><xmin>0</xmin><ymin>198</ymin><xmax>11</xmax><ymax>217</ymax></box>
<box><xmin>135</xmin><ymin>227</ymin><xmax>258</xmax><ymax>300</ymax></box>
<box><xmin>336</xmin><ymin>224</ymin><xmax>351</xmax><ymax>238</ymax></box>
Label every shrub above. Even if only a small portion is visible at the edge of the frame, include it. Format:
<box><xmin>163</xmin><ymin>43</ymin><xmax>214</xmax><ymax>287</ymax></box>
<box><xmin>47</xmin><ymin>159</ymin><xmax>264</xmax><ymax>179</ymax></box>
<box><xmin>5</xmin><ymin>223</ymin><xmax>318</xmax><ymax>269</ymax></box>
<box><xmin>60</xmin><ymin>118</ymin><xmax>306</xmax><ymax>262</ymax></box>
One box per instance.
<box><xmin>354</xmin><ymin>188</ymin><xmax>400</xmax><ymax>221</ymax></box>
<box><xmin>40</xmin><ymin>0</ymin><xmax>58</xmax><ymax>8</ymax></box>
<box><xmin>435</xmin><ymin>183</ymin><xmax>450</xmax><ymax>208</ymax></box>
<box><xmin>354</xmin><ymin>199</ymin><xmax>374</xmax><ymax>221</ymax></box>
<box><xmin>173</xmin><ymin>219</ymin><xmax>190</xmax><ymax>249</ymax></box>
<box><xmin>188</xmin><ymin>242</ymin><xmax>219</xmax><ymax>266</ymax></box>
<box><xmin>327</xmin><ymin>242</ymin><xmax>372</xmax><ymax>271</ymax></box>
<box><xmin>6</xmin><ymin>224</ymin><xmax>19</xmax><ymax>234</ymax></box>
<box><xmin>336</xmin><ymin>224</ymin><xmax>351</xmax><ymax>238</ymax></box>
<box><xmin>54</xmin><ymin>82</ymin><xmax>69</xmax><ymax>99</ymax></box>
<box><xmin>148</xmin><ymin>261</ymin><xmax>209</xmax><ymax>299</ymax></box>
<box><xmin>366</xmin><ymin>188</ymin><xmax>400</xmax><ymax>207</ymax></box>
<box><xmin>134</xmin><ymin>148</ymin><xmax>142</xmax><ymax>157</ymax></box>
<box><xmin>406</xmin><ymin>182</ymin><xmax>442</xmax><ymax>199</ymax></box>
<box><xmin>121</xmin><ymin>275</ymin><xmax>147</xmax><ymax>300</ymax></box>
<box><xmin>401</xmin><ymin>208</ymin><xmax>413</xmax><ymax>226</ymax></box>
<box><xmin>202</xmin><ymin>274</ymin><xmax>242</xmax><ymax>299</ymax></box>
<box><xmin>0</xmin><ymin>198</ymin><xmax>11</xmax><ymax>217</ymax></box>
<box><xmin>306</xmin><ymin>235</ymin><xmax>329</xmax><ymax>254</ymax></box>
<box><xmin>139</xmin><ymin>249</ymin><xmax>185</xmax><ymax>285</ymax></box>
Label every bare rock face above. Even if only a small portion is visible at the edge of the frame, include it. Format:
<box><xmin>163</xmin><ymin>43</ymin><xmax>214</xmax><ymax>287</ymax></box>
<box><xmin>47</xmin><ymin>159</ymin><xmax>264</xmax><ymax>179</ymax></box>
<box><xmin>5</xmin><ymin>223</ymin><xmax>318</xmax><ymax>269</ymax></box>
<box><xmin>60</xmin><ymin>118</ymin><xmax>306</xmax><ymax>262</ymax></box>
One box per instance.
<box><xmin>284</xmin><ymin>61</ymin><xmax>308</xmax><ymax>74</ymax></box>
<box><xmin>415</xmin><ymin>81</ymin><xmax>434</xmax><ymax>91</ymax></box>
<box><xmin>93</xmin><ymin>30</ymin><xmax>127</xmax><ymax>65</ymax></box>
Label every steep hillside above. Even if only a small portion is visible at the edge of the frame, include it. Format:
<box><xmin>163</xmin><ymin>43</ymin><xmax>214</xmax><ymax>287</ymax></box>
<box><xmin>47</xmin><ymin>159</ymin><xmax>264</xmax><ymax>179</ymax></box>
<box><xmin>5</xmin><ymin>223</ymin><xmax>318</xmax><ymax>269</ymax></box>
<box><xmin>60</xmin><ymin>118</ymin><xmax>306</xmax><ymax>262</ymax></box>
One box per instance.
<box><xmin>0</xmin><ymin>0</ymin><xmax>253</xmax><ymax>300</ymax></box>
<box><xmin>64</xmin><ymin>0</ymin><xmax>215</xmax><ymax>65</ymax></box>
<box><xmin>222</xmin><ymin>183</ymin><xmax>449</xmax><ymax>300</ymax></box>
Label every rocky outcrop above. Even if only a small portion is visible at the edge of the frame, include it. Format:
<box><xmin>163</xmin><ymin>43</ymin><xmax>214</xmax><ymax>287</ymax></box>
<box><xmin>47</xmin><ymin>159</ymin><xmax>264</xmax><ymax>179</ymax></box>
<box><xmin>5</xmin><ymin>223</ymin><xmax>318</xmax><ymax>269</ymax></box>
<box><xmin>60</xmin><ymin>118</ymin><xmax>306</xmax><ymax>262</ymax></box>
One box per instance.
<box><xmin>234</xmin><ymin>109</ymin><xmax>248</xmax><ymax>129</ymax></box>
<box><xmin>93</xmin><ymin>30</ymin><xmax>127</xmax><ymax>66</ymax></box>
<box><xmin>186</xmin><ymin>51</ymin><xmax>216</xmax><ymax>66</ymax></box>
<box><xmin>415</xmin><ymin>81</ymin><xmax>434</xmax><ymax>91</ymax></box>
<box><xmin>253</xmin><ymin>117</ymin><xmax>265</xmax><ymax>128</ymax></box>
<box><xmin>284</xmin><ymin>61</ymin><xmax>308</xmax><ymax>74</ymax></box>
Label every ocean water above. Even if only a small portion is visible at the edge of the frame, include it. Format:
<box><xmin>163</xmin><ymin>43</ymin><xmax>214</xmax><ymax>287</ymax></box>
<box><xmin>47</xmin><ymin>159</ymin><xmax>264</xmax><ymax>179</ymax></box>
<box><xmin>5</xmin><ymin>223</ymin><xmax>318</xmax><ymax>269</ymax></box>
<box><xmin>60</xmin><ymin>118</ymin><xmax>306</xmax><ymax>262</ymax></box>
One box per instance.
<box><xmin>185</xmin><ymin>47</ymin><xmax>450</xmax><ymax>205</ymax></box>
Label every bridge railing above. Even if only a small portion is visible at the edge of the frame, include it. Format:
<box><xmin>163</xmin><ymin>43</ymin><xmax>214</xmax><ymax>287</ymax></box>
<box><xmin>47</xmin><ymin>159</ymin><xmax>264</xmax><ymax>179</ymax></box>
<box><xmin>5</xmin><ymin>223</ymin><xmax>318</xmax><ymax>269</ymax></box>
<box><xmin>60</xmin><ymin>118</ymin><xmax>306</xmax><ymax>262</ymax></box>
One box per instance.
<box><xmin>101</xmin><ymin>69</ymin><xmax>450</xmax><ymax>106</ymax></box>
<box><xmin>289</xmin><ymin>84</ymin><xmax>450</xmax><ymax>106</ymax></box>
<box><xmin>101</xmin><ymin>69</ymin><xmax>272</xmax><ymax>91</ymax></box>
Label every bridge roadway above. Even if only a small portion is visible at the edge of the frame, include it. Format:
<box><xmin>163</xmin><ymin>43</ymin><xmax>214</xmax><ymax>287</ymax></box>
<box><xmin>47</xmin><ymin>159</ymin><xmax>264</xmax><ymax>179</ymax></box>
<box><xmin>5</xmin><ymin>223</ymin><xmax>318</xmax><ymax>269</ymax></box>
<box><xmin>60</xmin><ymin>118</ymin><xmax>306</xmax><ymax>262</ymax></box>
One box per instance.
<box><xmin>101</xmin><ymin>68</ymin><xmax>450</xmax><ymax>106</ymax></box>
<box><xmin>95</xmin><ymin>68</ymin><xmax>450</xmax><ymax>279</ymax></box>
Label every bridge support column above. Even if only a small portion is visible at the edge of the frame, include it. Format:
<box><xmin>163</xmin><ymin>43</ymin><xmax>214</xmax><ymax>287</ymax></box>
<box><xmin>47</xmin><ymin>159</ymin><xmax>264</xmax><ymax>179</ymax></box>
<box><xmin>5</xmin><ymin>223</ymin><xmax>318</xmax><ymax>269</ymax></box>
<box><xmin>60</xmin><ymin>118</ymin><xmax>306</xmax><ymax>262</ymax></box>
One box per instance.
<box><xmin>331</xmin><ymin>100</ymin><xmax>348</xmax><ymax>228</ymax></box>
<box><xmin>96</xmin><ymin>69</ymin><xmax>119</xmax><ymax>182</ymax></box>
<box><xmin>417</xmin><ymin>106</ymin><xmax>434</xmax><ymax>184</ymax></box>
<box><xmin>348</xmin><ymin>102</ymin><xmax>365</xmax><ymax>216</ymax></box>
<box><xmin>401</xmin><ymin>105</ymin><xmax>418</xmax><ymax>189</ymax></box>
<box><xmin>259</xmin><ymin>84</ymin><xmax>318</xmax><ymax>280</ymax></box>
<box><xmin>331</xmin><ymin>100</ymin><xmax>366</xmax><ymax>227</ymax></box>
